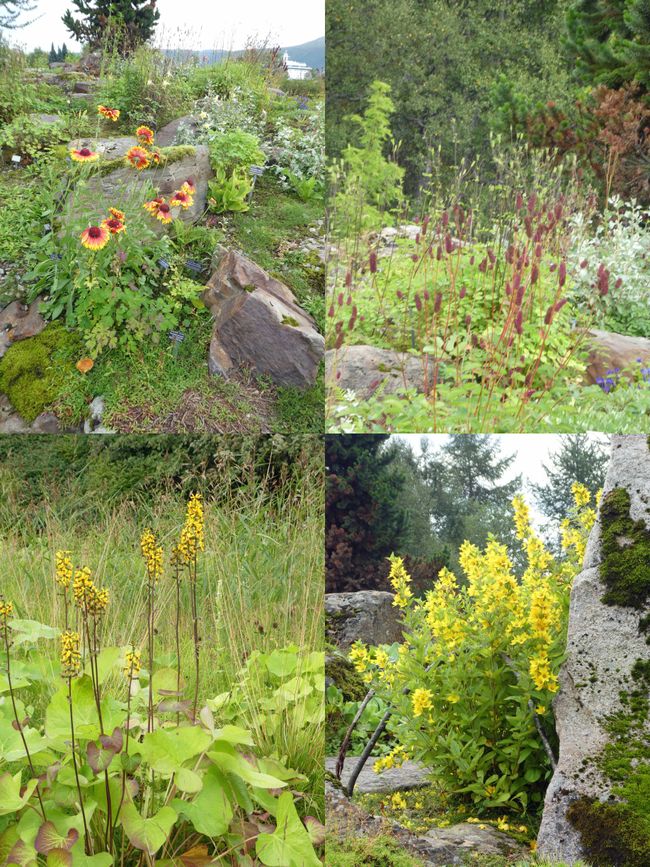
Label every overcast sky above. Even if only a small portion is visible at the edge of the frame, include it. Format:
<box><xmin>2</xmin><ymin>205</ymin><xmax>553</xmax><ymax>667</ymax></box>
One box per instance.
<box><xmin>395</xmin><ymin>434</ymin><xmax>611</xmax><ymax>528</ymax></box>
<box><xmin>6</xmin><ymin>0</ymin><xmax>324</xmax><ymax>52</ymax></box>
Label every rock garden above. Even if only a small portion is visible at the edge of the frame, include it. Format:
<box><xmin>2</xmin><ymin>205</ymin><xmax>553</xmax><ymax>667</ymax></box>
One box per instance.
<box><xmin>325</xmin><ymin>434</ymin><xmax>650</xmax><ymax>866</ymax></box>
<box><xmin>0</xmin><ymin>31</ymin><xmax>325</xmax><ymax>433</ymax></box>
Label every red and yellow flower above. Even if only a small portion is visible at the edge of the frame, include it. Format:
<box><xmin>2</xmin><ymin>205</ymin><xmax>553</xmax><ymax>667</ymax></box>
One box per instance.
<box><xmin>80</xmin><ymin>225</ymin><xmax>110</xmax><ymax>251</ymax></box>
<box><xmin>181</xmin><ymin>179</ymin><xmax>196</xmax><ymax>195</ymax></box>
<box><xmin>101</xmin><ymin>217</ymin><xmax>126</xmax><ymax>235</ymax></box>
<box><xmin>136</xmin><ymin>125</ymin><xmax>155</xmax><ymax>146</ymax></box>
<box><xmin>170</xmin><ymin>188</ymin><xmax>193</xmax><ymax>209</ymax></box>
<box><xmin>108</xmin><ymin>207</ymin><xmax>125</xmax><ymax>221</ymax></box>
<box><xmin>70</xmin><ymin>147</ymin><xmax>99</xmax><ymax>163</ymax></box>
<box><xmin>125</xmin><ymin>146</ymin><xmax>151</xmax><ymax>170</ymax></box>
<box><xmin>98</xmin><ymin>105</ymin><xmax>120</xmax><ymax>122</ymax></box>
<box><xmin>150</xmin><ymin>150</ymin><xmax>162</xmax><ymax>165</ymax></box>
<box><xmin>154</xmin><ymin>202</ymin><xmax>174</xmax><ymax>224</ymax></box>
<box><xmin>143</xmin><ymin>197</ymin><xmax>165</xmax><ymax>215</ymax></box>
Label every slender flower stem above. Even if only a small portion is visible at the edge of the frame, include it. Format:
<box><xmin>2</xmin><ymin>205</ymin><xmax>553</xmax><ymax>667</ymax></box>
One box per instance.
<box><xmin>191</xmin><ymin>555</ymin><xmax>200</xmax><ymax>721</ymax></box>
<box><xmin>68</xmin><ymin>679</ymin><xmax>91</xmax><ymax>854</ymax></box>
<box><xmin>3</xmin><ymin>623</ymin><xmax>47</xmax><ymax>820</ymax></box>
<box><xmin>174</xmin><ymin>565</ymin><xmax>181</xmax><ymax>728</ymax></box>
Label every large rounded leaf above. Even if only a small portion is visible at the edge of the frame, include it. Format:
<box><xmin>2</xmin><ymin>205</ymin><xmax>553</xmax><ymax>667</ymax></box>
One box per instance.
<box><xmin>171</xmin><ymin>766</ymin><xmax>233</xmax><ymax>837</ymax></box>
<box><xmin>256</xmin><ymin>792</ymin><xmax>321</xmax><ymax>867</ymax></box>
<box><xmin>45</xmin><ymin>677</ymin><xmax>124</xmax><ymax>744</ymax></box>
<box><xmin>120</xmin><ymin>804</ymin><xmax>176</xmax><ymax>856</ymax></box>
<box><xmin>140</xmin><ymin>726</ymin><xmax>212</xmax><ymax>776</ymax></box>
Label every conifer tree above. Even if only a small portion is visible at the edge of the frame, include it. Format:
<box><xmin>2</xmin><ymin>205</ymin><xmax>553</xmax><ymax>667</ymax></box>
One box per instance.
<box><xmin>48</xmin><ymin>41</ymin><xmax>57</xmax><ymax>63</ymax></box>
<box><xmin>0</xmin><ymin>0</ymin><xmax>37</xmax><ymax>30</ymax></box>
<box><xmin>565</xmin><ymin>0</ymin><xmax>650</xmax><ymax>95</ymax></box>
<box><xmin>62</xmin><ymin>0</ymin><xmax>160</xmax><ymax>55</ymax></box>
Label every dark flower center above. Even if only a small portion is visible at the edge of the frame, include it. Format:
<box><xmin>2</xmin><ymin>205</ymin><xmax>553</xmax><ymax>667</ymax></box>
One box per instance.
<box><xmin>89</xmin><ymin>227</ymin><xmax>102</xmax><ymax>238</ymax></box>
<box><xmin>80</xmin><ymin>148</ymin><xmax>92</xmax><ymax>157</ymax></box>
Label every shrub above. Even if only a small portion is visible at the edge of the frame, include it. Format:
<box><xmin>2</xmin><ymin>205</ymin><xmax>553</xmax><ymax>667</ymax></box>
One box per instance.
<box><xmin>208</xmin><ymin>129</ymin><xmax>265</xmax><ymax>174</ymax></box>
<box><xmin>207</xmin><ymin>167</ymin><xmax>253</xmax><ymax>213</ymax></box>
<box><xmin>98</xmin><ymin>45</ymin><xmax>194</xmax><ymax>129</ymax></box>
<box><xmin>351</xmin><ymin>486</ymin><xmax>596</xmax><ymax>815</ymax></box>
<box><xmin>0</xmin><ymin>114</ymin><xmax>67</xmax><ymax>161</ymax></box>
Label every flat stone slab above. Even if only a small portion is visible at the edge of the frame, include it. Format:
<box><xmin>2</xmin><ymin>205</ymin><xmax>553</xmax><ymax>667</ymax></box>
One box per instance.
<box><xmin>422</xmin><ymin>823</ymin><xmax>525</xmax><ymax>858</ymax></box>
<box><xmin>326</xmin><ymin>757</ymin><xmax>428</xmax><ymax>794</ymax></box>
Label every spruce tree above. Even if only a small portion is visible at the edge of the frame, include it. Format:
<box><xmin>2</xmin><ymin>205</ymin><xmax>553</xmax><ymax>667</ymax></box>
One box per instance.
<box><xmin>532</xmin><ymin>435</ymin><xmax>608</xmax><ymax>531</ymax></box>
<box><xmin>60</xmin><ymin>42</ymin><xmax>68</xmax><ymax>60</ymax></box>
<box><xmin>0</xmin><ymin>0</ymin><xmax>37</xmax><ymax>30</ymax></box>
<box><xmin>326</xmin><ymin>435</ymin><xmax>407</xmax><ymax>593</ymax></box>
<box><xmin>62</xmin><ymin>0</ymin><xmax>160</xmax><ymax>55</ymax></box>
<box><xmin>565</xmin><ymin>0</ymin><xmax>650</xmax><ymax>94</ymax></box>
<box><xmin>48</xmin><ymin>41</ymin><xmax>57</xmax><ymax>63</ymax></box>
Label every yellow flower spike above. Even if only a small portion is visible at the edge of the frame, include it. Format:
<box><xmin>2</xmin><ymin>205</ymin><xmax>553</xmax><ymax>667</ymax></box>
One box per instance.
<box><xmin>124</xmin><ymin>648</ymin><xmax>141</xmax><ymax>679</ymax></box>
<box><xmin>55</xmin><ymin>551</ymin><xmax>73</xmax><ymax>589</ymax></box>
<box><xmin>140</xmin><ymin>528</ymin><xmax>163</xmax><ymax>581</ymax></box>
<box><xmin>176</xmin><ymin>493</ymin><xmax>205</xmax><ymax>566</ymax></box>
<box><xmin>0</xmin><ymin>599</ymin><xmax>14</xmax><ymax>624</ymax></box>
<box><xmin>388</xmin><ymin>553</ymin><xmax>413</xmax><ymax>609</ymax></box>
<box><xmin>571</xmin><ymin>481</ymin><xmax>591</xmax><ymax>508</ymax></box>
<box><xmin>60</xmin><ymin>630</ymin><xmax>81</xmax><ymax>679</ymax></box>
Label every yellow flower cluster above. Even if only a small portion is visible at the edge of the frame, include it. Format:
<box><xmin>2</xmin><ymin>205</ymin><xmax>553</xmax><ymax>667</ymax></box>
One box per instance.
<box><xmin>141</xmin><ymin>528</ymin><xmax>163</xmax><ymax>581</ymax></box>
<box><xmin>528</xmin><ymin>584</ymin><xmax>560</xmax><ymax>642</ymax></box>
<box><xmin>175</xmin><ymin>493</ymin><xmax>205</xmax><ymax>566</ymax></box>
<box><xmin>349</xmin><ymin>642</ymin><xmax>370</xmax><ymax>673</ymax></box>
<box><xmin>571</xmin><ymin>482</ymin><xmax>591</xmax><ymax>508</ymax></box>
<box><xmin>388</xmin><ymin>554</ymin><xmax>413</xmax><ymax>609</ymax></box>
<box><xmin>0</xmin><ymin>599</ymin><xmax>14</xmax><ymax>624</ymax></box>
<box><xmin>529</xmin><ymin>651</ymin><xmax>558</xmax><ymax>692</ymax></box>
<box><xmin>412</xmin><ymin>687</ymin><xmax>433</xmax><ymax>717</ymax></box>
<box><xmin>373</xmin><ymin>743</ymin><xmax>410</xmax><ymax>773</ymax></box>
<box><xmin>390</xmin><ymin>792</ymin><xmax>407</xmax><ymax>811</ymax></box>
<box><xmin>60</xmin><ymin>630</ymin><xmax>81</xmax><ymax>679</ymax></box>
<box><xmin>73</xmin><ymin>567</ymin><xmax>109</xmax><ymax>616</ymax></box>
<box><xmin>55</xmin><ymin>551</ymin><xmax>73</xmax><ymax>589</ymax></box>
<box><xmin>124</xmin><ymin>648</ymin><xmax>141</xmax><ymax>679</ymax></box>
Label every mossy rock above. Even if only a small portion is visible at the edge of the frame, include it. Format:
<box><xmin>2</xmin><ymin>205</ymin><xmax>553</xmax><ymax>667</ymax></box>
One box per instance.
<box><xmin>326</xmin><ymin>653</ymin><xmax>367</xmax><ymax>703</ymax></box>
<box><xmin>599</xmin><ymin>487</ymin><xmax>650</xmax><ymax>609</ymax></box>
<box><xmin>567</xmin><ymin>795</ymin><xmax>650</xmax><ymax>867</ymax></box>
<box><xmin>0</xmin><ymin>323</ymin><xmax>82</xmax><ymax>422</ymax></box>
<box><xmin>97</xmin><ymin>145</ymin><xmax>196</xmax><ymax>176</ymax></box>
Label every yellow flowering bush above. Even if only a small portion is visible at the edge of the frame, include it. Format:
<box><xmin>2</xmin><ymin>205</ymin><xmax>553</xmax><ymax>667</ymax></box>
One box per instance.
<box><xmin>355</xmin><ymin>489</ymin><xmax>596</xmax><ymax>815</ymax></box>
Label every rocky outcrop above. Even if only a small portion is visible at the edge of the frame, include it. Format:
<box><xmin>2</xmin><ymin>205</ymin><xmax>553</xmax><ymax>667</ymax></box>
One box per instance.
<box><xmin>537</xmin><ymin>435</ymin><xmax>650</xmax><ymax>864</ymax></box>
<box><xmin>586</xmin><ymin>329</ymin><xmax>650</xmax><ymax>384</ymax></box>
<box><xmin>78</xmin><ymin>146</ymin><xmax>212</xmax><ymax>229</ymax></box>
<box><xmin>0</xmin><ymin>299</ymin><xmax>46</xmax><ymax>359</ymax></box>
<box><xmin>203</xmin><ymin>247</ymin><xmax>324</xmax><ymax>389</ymax></box>
<box><xmin>326</xmin><ymin>781</ymin><xmax>524</xmax><ymax>865</ymax></box>
<box><xmin>68</xmin><ymin>136</ymin><xmax>138</xmax><ymax>162</ymax></box>
<box><xmin>326</xmin><ymin>345</ymin><xmax>443</xmax><ymax>399</ymax></box>
<box><xmin>155</xmin><ymin>115</ymin><xmax>198</xmax><ymax>148</ymax></box>
<box><xmin>325</xmin><ymin>591</ymin><xmax>403</xmax><ymax>649</ymax></box>
<box><xmin>0</xmin><ymin>395</ymin><xmax>61</xmax><ymax>434</ymax></box>
<box><xmin>326</xmin><ymin>757</ymin><xmax>428</xmax><ymax>795</ymax></box>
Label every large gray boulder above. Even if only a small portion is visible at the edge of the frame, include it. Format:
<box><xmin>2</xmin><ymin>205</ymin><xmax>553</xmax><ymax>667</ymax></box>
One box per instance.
<box><xmin>325</xmin><ymin>757</ymin><xmax>427</xmax><ymax>794</ymax></box>
<box><xmin>586</xmin><ymin>329</ymin><xmax>650</xmax><ymax>384</ymax></box>
<box><xmin>203</xmin><ymin>247</ymin><xmax>323</xmax><ymax>389</ymax></box>
<box><xmin>155</xmin><ymin>115</ymin><xmax>199</xmax><ymax>148</ymax></box>
<box><xmin>537</xmin><ymin>434</ymin><xmax>650</xmax><ymax>863</ymax></box>
<box><xmin>325</xmin><ymin>590</ymin><xmax>403</xmax><ymax>649</ymax></box>
<box><xmin>73</xmin><ymin>146</ymin><xmax>211</xmax><ymax>229</ymax></box>
<box><xmin>326</xmin><ymin>345</ymin><xmax>443</xmax><ymax>400</ymax></box>
<box><xmin>0</xmin><ymin>299</ymin><xmax>46</xmax><ymax>359</ymax></box>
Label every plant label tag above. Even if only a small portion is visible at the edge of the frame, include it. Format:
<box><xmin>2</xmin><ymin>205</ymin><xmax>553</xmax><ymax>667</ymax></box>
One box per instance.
<box><xmin>168</xmin><ymin>330</ymin><xmax>185</xmax><ymax>342</ymax></box>
<box><xmin>158</xmin><ymin>258</ymin><xmax>170</xmax><ymax>270</ymax></box>
<box><xmin>250</xmin><ymin>165</ymin><xmax>265</xmax><ymax>177</ymax></box>
<box><xmin>11</xmin><ymin>154</ymin><xmax>21</xmax><ymax>165</ymax></box>
<box><xmin>184</xmin><ymin>259</ymin><xmax>204</xmax><ymax>273</ymax></box>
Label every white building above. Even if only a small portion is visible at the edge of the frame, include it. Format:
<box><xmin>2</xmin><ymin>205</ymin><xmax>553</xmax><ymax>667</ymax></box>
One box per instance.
<box><xmin>283</xmin><ymin>51</ymin><xmax>312</xmax><ymax>80</ymax></box>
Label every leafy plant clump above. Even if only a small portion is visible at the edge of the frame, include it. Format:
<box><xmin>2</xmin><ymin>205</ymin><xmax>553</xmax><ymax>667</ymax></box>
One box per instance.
<box><xmin>0</xmin><ymin>495</ymin><xmax>323</xmax><ymax>866</ymax></box>
<box><xmin>348</xmin><ymin>486</ymin><xmax>596</xmax><ymax>816</ymax></box>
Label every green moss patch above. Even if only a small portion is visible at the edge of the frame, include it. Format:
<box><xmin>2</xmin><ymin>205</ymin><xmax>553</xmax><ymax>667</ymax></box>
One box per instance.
<box><xmin>0</xmin><ymin>323</ymin><xmax>82</xmax><ymax>422</ymax></box>
<box><xmin>325</xmin><ymin>834</ymin><xmax>425</xmax><ymax>867</ymax></box>
<box><xmin>599</xmin><ymin>487</ymin><xmax>650</xmax><ymax>609</ymax></box>
<box><xmin>567</xmin><ymin>795</ymin><xmax>650</xmax><ymax>867</ymax></box>
<box><xmin>326</xmin><ymin>653</ymin><xmax>367</xmax><ymax>703</ymax></box>
<box><xmin>96</xmin><ymin>145</ymin><xmax>196</xmax><ymax>176</ymax></box>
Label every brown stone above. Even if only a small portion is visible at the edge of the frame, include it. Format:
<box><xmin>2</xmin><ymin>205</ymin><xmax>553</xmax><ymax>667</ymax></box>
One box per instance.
<box><xmin>0</xmin><ymin>298</ymin><xmax>46</xmax><ymax>359</ymax></box>
<box><xmin>203</xmin><ymin>248</ymin><xmax>324</xmax><ymax>389</ymax></box>
<box><xmin>585</xmin><ymin>328</ymin><xmax>650</xmax><ymax>384</ymax></box>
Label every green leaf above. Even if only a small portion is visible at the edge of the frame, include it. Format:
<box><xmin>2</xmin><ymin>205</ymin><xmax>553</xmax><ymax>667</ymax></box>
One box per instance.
<box><xmin>174</xmin><ymin>767</ymin><xmax>203</xmax><ymax>794</ymax></box>
<box><xmin>120</xmin><ymin>804</ymin><xmax>176</xmax><ymax>856</ymax></box>
<box><xmin>212</xmin><ymin>725</ymin><xmax>254</xmax><ymax>747</ymax></box>
<box><xmin>256</xmin><ymin>792</ymin><xmax>320</xmax><ymax>867</ymax></box>
<box><xmin>207</xmin><ymin>743</ymin><xmax>287</xmax><ymax>790</ymax></box>
<box><xmin>0</xmin><ymin>716</ymin><xmax>49</xmax><ymax>762</ymax></box>
<box><xmin>140</xmin><ymin>726</ymin><xmax>212</xmax><ymax>775</ymax></box>
<box><xmin>45</xmin><ymin>676</ymin><xmax>124</xmax><ymax>744</ymax></box>
<box><xmin>9</xmin><ymin>620</ymin><xmax>60</xmax><ymax>646</ymax></box>
<box><xmin>171</xmin><ymin>766</ymin><xmax>233</xmax><ymax>837</ymax></box>
<box><xmin>265</xmin><ymin>650</ymin><xmax>298</xmax><ymax>678</ymax></box>
<box><xmin>0</xmin><ymin>772</ymin><xmax>38</xmax><ymax>815</ymax></box>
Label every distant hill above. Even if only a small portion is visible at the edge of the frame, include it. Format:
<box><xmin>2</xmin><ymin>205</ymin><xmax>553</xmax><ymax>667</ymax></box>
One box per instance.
<box><xmin>162</xmin><ymin>36</ymin><xmax>325</xmax><ymax>70</ymax></box>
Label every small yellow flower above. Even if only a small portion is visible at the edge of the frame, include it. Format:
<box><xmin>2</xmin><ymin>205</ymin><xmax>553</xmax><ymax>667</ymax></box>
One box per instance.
<box><xmin>571</xmin><ymin>482</ymin><xmax>591</xmax><ymax>508</ymax></box>
<box><xmin>0</xmin><ymin>598</ymin><xmax>14</xmax><ymax>625</ymax></box>
<box><xmin>412</xmin><ymin>687</ymin><xmax>433</xmax><ymax>717</ymax></box>
<box><xmin>175</xmin><ymin>493</ymin><xmax>205</xmax><ymax>566</ymax></box>
<box><xmin>446</xmin><ymin>693</ymin><xmax>460</xmax><ymax>704</ymax></box>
